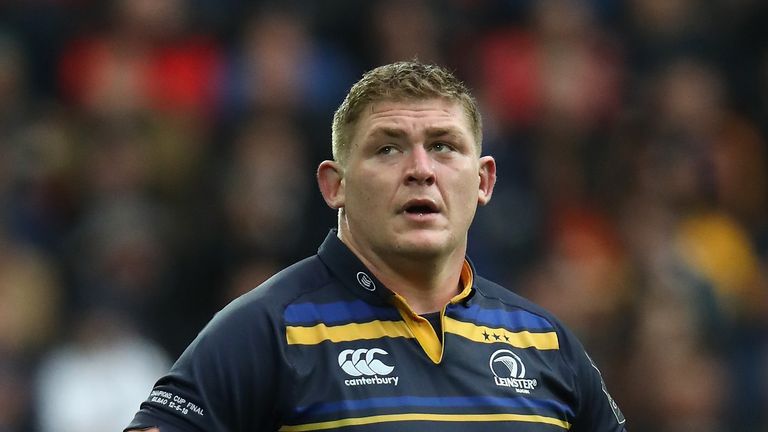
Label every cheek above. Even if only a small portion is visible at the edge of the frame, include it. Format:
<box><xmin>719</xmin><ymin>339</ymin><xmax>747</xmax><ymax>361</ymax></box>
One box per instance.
<box><xmin>452</xmin><ymin>172</ymin><xmax>481</xmax><ymax>200</ymax></box>
<box><xmin>347</xmin><ymin>173</ymin><xmax>391</xmax><ymax>210</ymax></box>
<box><xmin>445</xmin><ymin>174</ymin><xmax>482</xmax><ymax>219</ymax></box>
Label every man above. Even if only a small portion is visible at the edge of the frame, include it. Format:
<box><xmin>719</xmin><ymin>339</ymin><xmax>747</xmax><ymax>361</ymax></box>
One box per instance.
<box><xmin>126</xmin><ymin>61</ymin><xmax>627</xmax><ymax>431</ymax></box>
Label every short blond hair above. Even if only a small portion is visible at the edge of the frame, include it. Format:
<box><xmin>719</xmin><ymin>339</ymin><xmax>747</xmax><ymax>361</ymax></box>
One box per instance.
<box><xmin>331</xmin><ymin>61</ymin><xmax>482</xmax><ymax>165</ymax></box>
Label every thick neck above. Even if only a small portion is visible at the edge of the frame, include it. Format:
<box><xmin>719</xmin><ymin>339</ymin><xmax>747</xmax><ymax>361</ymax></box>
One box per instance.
<box><xmin>336</xmin><ymin>224</ymin><xmax>466</xmax><ymax>314</ymax></box>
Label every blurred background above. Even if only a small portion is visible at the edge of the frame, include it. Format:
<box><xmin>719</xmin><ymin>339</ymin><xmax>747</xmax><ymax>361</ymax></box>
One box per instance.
<box><xmin>0</xmin><ymin>0</ymin><xmax>766</xmax><ymax>431</ymax></box>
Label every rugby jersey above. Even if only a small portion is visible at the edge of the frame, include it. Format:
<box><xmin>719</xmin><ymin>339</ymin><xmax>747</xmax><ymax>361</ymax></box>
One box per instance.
<box><xmin>126</xmin><ymin>230</ymin><xmax>627</xmax><ymax>431</ymax></box>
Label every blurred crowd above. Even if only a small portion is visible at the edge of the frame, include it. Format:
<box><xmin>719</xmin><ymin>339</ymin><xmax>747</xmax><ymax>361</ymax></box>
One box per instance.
<box><xmin>0</xmin><ymin>0</ymin><xmax>766</xmax><ymax>431</ymax></box>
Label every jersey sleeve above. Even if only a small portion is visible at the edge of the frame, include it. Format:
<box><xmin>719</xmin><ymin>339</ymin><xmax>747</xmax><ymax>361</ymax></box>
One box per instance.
<box><xmin>124</xmin><ymin>297</ymin><xmax>285</xmax><ymax>431</ymax></box>
<box><xmin>559</xmin><ymin>327</ymin><xmax>628</xmax><ymax>432</ymax></box>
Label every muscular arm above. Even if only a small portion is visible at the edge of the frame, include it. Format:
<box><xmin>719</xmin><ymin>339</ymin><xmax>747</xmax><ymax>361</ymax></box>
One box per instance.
<box><xmin>124</xmin><ymin>289</ymin><xmax>283</xmax><ymax>432</ymax></box>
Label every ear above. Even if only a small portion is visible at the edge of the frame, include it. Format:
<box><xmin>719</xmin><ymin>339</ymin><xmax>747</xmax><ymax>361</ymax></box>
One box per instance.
<box><xmin>477</xmin><ymin>156</ymin><xmax>496</xmax><ymax>206</ymax></box>
<box><xmin>317</xmin><ymin>160</ymin><xmax>345</xmax><ymax>209</ymax></box>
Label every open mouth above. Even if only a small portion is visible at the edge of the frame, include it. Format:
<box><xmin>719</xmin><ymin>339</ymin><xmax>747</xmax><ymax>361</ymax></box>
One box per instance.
<box><xmin>402</xmin><ymin>201</ymin><xmax>439</xmax><ymax>215</ymax></box>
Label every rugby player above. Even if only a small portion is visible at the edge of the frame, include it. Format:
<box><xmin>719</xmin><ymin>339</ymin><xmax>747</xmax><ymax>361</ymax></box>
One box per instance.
<box><xmin>126</xmin><ymin>61</ymin><xmax>627</xmax><ymax>431</ymax></box>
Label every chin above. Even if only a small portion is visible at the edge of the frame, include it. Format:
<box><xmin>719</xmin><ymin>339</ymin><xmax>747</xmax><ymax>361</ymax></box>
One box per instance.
<box><xmin>393</xmin><ymin>232</ymin><xmax>455</xmax><ymax>258</ymax></box>
<box><xmin>396</xmin><ymin>243</ymin><xmax>444</xmax><ymax>258</ymax></box>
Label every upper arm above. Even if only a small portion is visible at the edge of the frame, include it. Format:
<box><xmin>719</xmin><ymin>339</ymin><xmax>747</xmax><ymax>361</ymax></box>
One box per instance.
<box><xmin>125</xmin><ymin>300</ymin><xmax>284</xmax><ymax>431</ymax></box>
<box><xmin>564</xmin><ymin>337</ymin><xmax>627</xmax><ymax>432</ymax></box>
<box><xmin>574</xmin><ymin>352</ymin><xmax>627</xmax><ymax>431</ymax></box>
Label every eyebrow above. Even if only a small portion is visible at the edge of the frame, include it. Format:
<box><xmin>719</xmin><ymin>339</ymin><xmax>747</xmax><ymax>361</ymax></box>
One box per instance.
<box><xmin>368</xmin><ymin>126</ymin><xmax>465</xmax><ymax>140</ymax></box>
<box><xmin>424</xmin><ymin>127</ymin><xmax>464</xmax><ymax>139</ymax></box>
<box><xmin>370</xmin><ymin>127</ymin><xmax>407</xmax><ymax>139</ymax></box>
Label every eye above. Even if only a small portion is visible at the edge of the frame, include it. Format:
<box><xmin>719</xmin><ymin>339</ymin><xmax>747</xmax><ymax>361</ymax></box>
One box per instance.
<box><xmin>430</xmin><ymin>142</ymin><xmax>455</xmax><ymax>153</ymax></box>
<box><xmin>377</xmin><ymin>145</ymin><xmax>398</xmax><ymax>155</ymax></box>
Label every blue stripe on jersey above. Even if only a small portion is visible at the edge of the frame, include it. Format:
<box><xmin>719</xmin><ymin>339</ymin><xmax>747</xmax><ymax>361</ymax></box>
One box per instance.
<box><xmin>294</xmin><ymin>395</ymin><xmax>574</xmax><ymax>419</ymax></box>
<box><xmin>449</xmin><ymin>304</ymin><xmax>554</xmax><ymax>331</ymax></box>
<box><xmin>285</xmin><ymin>300</ymin><xmax>402</xmax><ymax>326</ymax></box>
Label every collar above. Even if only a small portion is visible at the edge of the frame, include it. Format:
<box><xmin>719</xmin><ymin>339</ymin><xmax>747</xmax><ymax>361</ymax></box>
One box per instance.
<box><xmin>317</xmin><ymin>229</ymin><xmax>475</xmax><ymax>308</ymax></box>
<box><xmin>317</xmin><ymin>229</ymin><xmax>476</xmax><ymax>363</ymax></box>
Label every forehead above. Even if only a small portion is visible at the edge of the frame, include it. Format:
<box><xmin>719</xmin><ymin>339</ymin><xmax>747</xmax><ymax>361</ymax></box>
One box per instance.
<box><xmin>354</xmin><ymin>98</ymin><xmax>473</xmax><ymax>139</ymax></box>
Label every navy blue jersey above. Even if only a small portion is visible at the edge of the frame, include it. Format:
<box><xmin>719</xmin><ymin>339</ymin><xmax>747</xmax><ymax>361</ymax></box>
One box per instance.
<box><xmin>126</xmin><ymin>231</ymin><xmax>627</xmax><ymax>431</ymax></box>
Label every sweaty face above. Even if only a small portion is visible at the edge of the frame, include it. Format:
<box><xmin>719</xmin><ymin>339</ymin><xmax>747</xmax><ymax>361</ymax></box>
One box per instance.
<box><xmin>338</xmin><ymin>98</ymin><xmax>494</xmax><ymax>261</ymax></box>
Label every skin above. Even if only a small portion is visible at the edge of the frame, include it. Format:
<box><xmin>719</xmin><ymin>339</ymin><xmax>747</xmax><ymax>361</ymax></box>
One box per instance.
<box><xmin>318</xmin><ymin>98</ymin><xmax>496</xmax><ymax>314</ymax></box>
<box><xmin>128</xmin><ymin>98</ymin><xmax>495</xmax><ymax>432</ymax></box>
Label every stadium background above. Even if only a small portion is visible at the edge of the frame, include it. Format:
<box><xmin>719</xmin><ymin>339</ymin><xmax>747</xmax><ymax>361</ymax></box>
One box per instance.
<box><xmin>0</xmin><ymin>0</ymin><xmax>766</xmax><ymax>430</ymax></box>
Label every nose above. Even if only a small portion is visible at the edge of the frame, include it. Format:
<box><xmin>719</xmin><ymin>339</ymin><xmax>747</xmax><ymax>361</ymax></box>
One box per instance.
<box><xmin>404</xmin><ymin>146</ymin><xmax>435</xmax><ymax>186</ymax></box>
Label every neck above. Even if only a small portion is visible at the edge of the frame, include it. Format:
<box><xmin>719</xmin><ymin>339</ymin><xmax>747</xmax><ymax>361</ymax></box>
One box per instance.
<box><xmin>337</xmin><ymin>227</ymin><xmax>466</xmax><ymax>315</ymax></box>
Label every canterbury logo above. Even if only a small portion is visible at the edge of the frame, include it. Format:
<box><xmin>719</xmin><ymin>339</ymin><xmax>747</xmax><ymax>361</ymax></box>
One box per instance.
<box><xmin>338</xmin><ymin>348</ymin><xmax>394</xmax><ymax>376</ymax></box>
<box><xmin>356</xmin><ymin>272</ymin><xmax>376</xmax><ymax>291</ymax></box>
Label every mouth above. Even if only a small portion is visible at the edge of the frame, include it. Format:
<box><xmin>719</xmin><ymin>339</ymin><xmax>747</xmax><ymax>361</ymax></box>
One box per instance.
<box><xmin>401</xmin><ymin>199</ymin><xmax>440</xmax><ymax>216</ymax></box>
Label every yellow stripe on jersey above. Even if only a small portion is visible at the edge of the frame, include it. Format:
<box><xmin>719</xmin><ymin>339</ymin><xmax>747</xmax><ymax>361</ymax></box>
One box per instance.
<box><xmin>444</xmin><ymin>316</ymin><xmax>560</xmax><ymax>350</ymax></box>
<box><xmin>279</xmin><ymin>412</ymin><xmax>571</xmax><ymax>431</ymax></box>
<box><xmin>286</xmin><ymin>321</ymin><xmax>413</xmax><ymax>345</ymax></box>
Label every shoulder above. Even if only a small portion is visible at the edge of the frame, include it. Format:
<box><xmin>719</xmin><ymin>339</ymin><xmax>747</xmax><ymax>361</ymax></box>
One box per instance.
<box><xmin>472</xmin><ymin>275</ymin><xmax>598</xmax><ymax>368</ymax></box>
<box><xmin>470</xmin><ymin>275</ymin><xmax>588</xmax><ymax>355</ymax></box>
<box><xmin>189</xmin><ymin>255</ymin><xmax>336</xmax><ymax>347</ymax></box>
<box><xmin>472</xmin><ymin>275</ymin><xmax>563</xmax><ymax>327</ymax></box>
<box><xmin>219</xmin><ymin>255</ymin><xmax>334</xmax><ymax>319</ymax></box>
<box><xmin>170</xmin><ymin>255</ymin><xmax>339</xmax><ymax>379</ymax></box>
